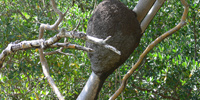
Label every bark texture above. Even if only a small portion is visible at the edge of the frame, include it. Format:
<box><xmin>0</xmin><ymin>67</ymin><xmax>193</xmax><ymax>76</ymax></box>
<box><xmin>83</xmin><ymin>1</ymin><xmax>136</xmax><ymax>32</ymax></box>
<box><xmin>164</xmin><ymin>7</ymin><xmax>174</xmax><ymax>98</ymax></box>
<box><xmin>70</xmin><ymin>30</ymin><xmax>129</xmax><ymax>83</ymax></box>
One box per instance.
<box><xmin>86</xmin><ymin>0</ymin><xmax>142</xmax><ymax>79</ymax></box>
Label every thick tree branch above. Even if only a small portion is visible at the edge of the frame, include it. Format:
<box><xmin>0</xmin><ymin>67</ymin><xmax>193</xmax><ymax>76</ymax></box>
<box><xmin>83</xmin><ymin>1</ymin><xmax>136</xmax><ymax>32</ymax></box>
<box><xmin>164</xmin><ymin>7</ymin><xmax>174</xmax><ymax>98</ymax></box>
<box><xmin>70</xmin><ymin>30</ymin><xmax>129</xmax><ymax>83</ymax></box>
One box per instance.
<box><xmin>133</xmin><ymin>0</ymin><xmax>156</xmax><ymax>23</ymax></box>
<box><xmin>110</xmin><ymin>0</ymin><xmax>189</xmax><ymax>99</ymax></box>
<box><xmin>77</xmin><ymin>72</ymin><xmax>104</xmax><ymax>100</ymax></box>
<box><xmin>140</xmin><ymin>0</ymin><xmax>165</xmax><ymax>33</ymax></box>
<box><xmin>133</xmin><ymin>0</ymin><xmax>165</xmax><ymax>33</ymax></box>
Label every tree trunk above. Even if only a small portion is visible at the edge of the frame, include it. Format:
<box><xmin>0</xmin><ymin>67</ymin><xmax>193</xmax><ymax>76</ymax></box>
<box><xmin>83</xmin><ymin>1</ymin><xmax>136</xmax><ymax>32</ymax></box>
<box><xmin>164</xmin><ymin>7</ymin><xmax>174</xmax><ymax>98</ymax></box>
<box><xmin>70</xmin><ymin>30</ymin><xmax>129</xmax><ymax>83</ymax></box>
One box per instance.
<box><xmin>77</xmin><ymin>72</ymin><xmax>106</xmax><ymax>100</ymax></box>
<box><xmin>78</xmin><ymin>0</ymin><xmax>142</xmax><ymax>99</ymax></box>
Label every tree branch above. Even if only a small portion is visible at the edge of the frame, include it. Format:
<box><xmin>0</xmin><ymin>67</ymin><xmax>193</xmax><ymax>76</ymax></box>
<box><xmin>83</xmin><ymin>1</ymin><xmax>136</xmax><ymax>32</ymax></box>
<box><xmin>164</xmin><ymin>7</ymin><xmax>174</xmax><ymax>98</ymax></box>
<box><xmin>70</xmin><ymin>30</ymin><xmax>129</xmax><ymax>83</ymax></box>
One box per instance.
<box><xmin>133</xmin><ymin>0</ymin><xmax>156</xmax><ymax>23</ymax></box>
<box><xmin>38</xmin><ymin>0</ymin><xmax>68</xmax><ymax>99</ymax></box>
<box><xmin>140</xmin><ymin>0</ymin><xmax>165</xmax><ymax>33</ymax></box>
<box><xmin>109</xmin><ymin>0</ymin><xmax>189</xmax><ymax>99</ymax></box>
<box><xmin>0</xmin><ymin>29</ymin><xmax>119</xmax><ymax>67</ymax></box>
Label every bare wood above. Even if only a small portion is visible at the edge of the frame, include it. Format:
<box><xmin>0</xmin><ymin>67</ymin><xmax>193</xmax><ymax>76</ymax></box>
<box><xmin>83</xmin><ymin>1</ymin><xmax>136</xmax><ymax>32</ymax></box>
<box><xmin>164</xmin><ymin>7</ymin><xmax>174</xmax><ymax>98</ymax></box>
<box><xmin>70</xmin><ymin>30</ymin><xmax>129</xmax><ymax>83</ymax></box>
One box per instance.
<box><xmin>39</xmin><ymin>2</ymin><xmax>69</xmax><ymax>39</ymax></box>
<box><xmin>38</xmin><ymin>0</ymin><xmax>67</xmax><ymax>99</ymax></box>
<box><xmin>133</xmin><ymin>0</ymin><xmax>156</xmax><ymax>23</ymax></box>
<box><xmin>0</xmin><ymin>29</ymin><xmax>119</xmax><ymax>68</ymax></box>
<box><xmin>110</xmin><ymin>0</ymin><xmax>189</xmax><ymax>99</ymax></box>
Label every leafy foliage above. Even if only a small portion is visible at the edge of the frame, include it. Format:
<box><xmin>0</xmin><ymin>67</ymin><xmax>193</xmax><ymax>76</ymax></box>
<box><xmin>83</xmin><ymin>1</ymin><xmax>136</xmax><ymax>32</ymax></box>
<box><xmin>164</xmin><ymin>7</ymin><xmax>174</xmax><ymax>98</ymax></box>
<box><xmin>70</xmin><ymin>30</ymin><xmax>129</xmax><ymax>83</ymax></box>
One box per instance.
<box><xmin>0</xmin><ymin>0</ymin><xmax>199</xmax><ymax>99</ymax></box>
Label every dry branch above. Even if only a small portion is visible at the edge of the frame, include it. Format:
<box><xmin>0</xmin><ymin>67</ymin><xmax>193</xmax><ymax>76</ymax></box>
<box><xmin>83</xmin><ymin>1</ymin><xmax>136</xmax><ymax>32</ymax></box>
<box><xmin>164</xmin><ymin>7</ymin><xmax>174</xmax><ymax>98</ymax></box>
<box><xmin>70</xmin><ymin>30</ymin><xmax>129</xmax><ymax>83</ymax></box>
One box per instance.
<box><xmin>0</xmin><ymin>29</ymin><xmax>120</xmax><ymax>67</ymax></box>
<box><xmin>38</xmin><ymin>0</ymin><xmax>66</xmax><ymax>99</ymax></box>
<box><xmin>109</xmin><ymin>0</ymin><xmax>189</xmax><ymax>99</ymax></box>
<box><xmin>0</xmin><ymin>0</ymin><xmax>121</xmax><ymax>99</ymax></box>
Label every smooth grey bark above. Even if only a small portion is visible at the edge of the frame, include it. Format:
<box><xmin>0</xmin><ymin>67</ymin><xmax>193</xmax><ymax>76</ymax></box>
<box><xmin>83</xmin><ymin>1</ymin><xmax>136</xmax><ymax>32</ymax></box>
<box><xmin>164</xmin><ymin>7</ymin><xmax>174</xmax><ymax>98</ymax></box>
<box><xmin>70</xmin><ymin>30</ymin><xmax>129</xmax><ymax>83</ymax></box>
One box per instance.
<box><xmin>133</xmin><ymin>0</ymin><xmax>165</xmax><ymax>33</ymax></box>
<box><xmin>133</xmin><ymin>0</ymin><xmax>156</xmax><ymax>23</ymax></box>
<box><xmin>77</xmin><ymin>72</ymin><xmax>105</xmax><ymax>100</ymax></box>
<box><xmin>78</xmin><ymin>0</ymin><xmax>142</xmax><ymax>99</ymax></box>
<box><xmin>138</xmin><ymin>0</ymin><xmax>165</xmax><ymax>33</ymax></box>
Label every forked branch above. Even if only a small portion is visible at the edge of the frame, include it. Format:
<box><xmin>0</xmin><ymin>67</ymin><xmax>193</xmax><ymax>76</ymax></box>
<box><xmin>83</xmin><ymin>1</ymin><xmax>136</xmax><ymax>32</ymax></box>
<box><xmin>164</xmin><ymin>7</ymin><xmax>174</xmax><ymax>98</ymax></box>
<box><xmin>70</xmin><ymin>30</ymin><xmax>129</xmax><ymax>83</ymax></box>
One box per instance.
<box><xmin>0</xmin><ymin>0</ymin><xmax>121</xmax><ymax>99</ymax></box>
<box><xmin>140</xmin><ymin>0</ymin><xmax>165</xmax><ymax>33</ymax></box>
<box><xmin>38</xmin><ymin>0</ymin><xmax>68</xmax><ymax>99</ymax></box>
<box><xmin>109</xmin><ymin>0</ymin><xmax>189</xmax><ymax>99</ymax></box>
<box><xmin>133</xmin><ymin>0</ymin><xmax>156</xmax><ymax>22</ymax></box>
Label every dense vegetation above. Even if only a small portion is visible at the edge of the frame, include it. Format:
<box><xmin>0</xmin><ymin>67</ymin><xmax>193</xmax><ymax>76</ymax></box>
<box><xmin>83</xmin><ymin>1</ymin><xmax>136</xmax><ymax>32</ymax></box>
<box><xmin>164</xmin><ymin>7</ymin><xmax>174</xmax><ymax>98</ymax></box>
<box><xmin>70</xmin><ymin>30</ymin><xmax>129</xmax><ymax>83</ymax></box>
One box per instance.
<box><xmin>0</xmin><ymin>0</ymin><xmax>199</xmax><ymax>99</ymax></box>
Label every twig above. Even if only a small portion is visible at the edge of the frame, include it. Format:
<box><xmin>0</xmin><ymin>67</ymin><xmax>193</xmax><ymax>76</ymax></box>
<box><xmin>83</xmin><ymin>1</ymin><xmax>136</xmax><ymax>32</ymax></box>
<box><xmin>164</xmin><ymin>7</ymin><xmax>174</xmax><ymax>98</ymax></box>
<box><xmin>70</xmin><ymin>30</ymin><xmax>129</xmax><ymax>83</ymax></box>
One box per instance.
<box><xmin>44</xmin><ymin>43</ymin><xmax>94</xmax><ymax>56</ymax></box>
<box><xmin>44</xmin><ymin>50</ymin><xmax>74</xmax><ymax>56</ymax></box>
<box><xmin>193</xmin><ymin>14</ymin><xmax>197</xmax><ymax>61</ymax></box>
<box><xmin>73</xmin><ymin>19</ymin><xmax>81</xmax><ymax>31</ymax></box>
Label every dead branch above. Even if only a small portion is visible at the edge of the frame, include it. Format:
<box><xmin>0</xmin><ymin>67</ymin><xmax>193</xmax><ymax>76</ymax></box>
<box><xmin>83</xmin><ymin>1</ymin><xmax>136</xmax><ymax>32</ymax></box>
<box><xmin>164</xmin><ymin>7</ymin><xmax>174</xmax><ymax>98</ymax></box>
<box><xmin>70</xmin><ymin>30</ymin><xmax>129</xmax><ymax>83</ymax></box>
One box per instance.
<box><xmin>44</xmin><ymin>43</ymin><xmax>94</xmax><ymax>56</ymax></box>
<box><xmin>44</xmin><ymin>50</ymin><xmax>74</xmax><ymax>56</ymax></box>
<box><xmin>0</xmin><ymin>0</ymin><xmax>120</xmax><ymax>99</ymax></box>
<box><xmin>49</xmin><ymin>43</ymin><xmax>94</xmax><ymax>52</ymax></box>
<box><xmin>38</xmin><ymin>0</ymin><xmax>67</xmax><ymax>99</ymax></box>
<box><xmin>0</xmin><ymin>29</ymin><xmax>119</xmax><ymax>68</ymax></box>
<box><xmin>109</xmin><ymin>0</ymin><xmax>189</xmax><ymax>99</ymax></box>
